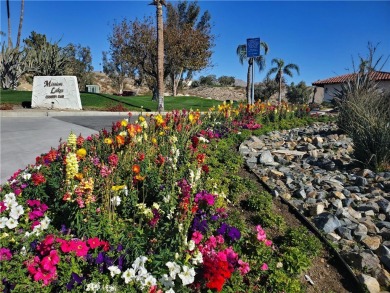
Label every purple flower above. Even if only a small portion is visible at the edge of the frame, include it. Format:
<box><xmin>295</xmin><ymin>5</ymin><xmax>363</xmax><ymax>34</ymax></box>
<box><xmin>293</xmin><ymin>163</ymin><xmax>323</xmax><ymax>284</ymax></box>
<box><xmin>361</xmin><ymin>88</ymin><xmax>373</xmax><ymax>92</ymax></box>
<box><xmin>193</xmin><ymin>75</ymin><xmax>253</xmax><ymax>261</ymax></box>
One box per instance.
<box><xmin>217</xmin><ymin>223</ymin><xmax>229</xmax><ymax>235</ymax></box>
<box><xmin>211</xmin><ymin>214</ymin><xmax>219</xmax><ymax>221</ymax></box>
<box><xmin>96</xmin><ymin>252</ymin><xmax>105</xmax><ymax>264</ymax></box>
<box><xmin>192</xmin><ymin>217</ymin><xmax>208</xmax><ymax>233</ymax></box>
<box><xmin>228</xmin><ymin>227</ymin><xmax>241</xmax><ymax>242</ymax></box>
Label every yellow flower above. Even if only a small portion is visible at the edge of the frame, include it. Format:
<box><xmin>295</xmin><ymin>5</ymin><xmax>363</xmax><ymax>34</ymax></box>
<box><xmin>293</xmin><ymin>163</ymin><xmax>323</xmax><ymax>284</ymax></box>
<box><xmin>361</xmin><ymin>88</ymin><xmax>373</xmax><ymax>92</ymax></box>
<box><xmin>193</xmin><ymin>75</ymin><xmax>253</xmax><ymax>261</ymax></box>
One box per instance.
<box><xmin>76</xmin><ymin>148</ymin><xmax>87</xmax><ymax>158</ymax></box>
<box><xmin>151</xmin><ymin>137</ymin><xmax>158</xmax><ymax>145</ymax></box>
<box><xmin>66</xmin><ymin>152</ymin><xmax>79</xmax><ymax>181</ymax></box>
<box><xmin>138</xmin><ymin>116</ymin><xmax>145</xmax><ymax>122</ymax></box>
<box><xmin>112</xmin><ymin>185</ymin><xmax>126</xmax><ymax>192</ymax></box>
<box><xmin>189</xmin><ymin>113</ymin><xmax>194</xmax><ymax>123</ymax></box>
<box><xmin>67</xmin><ymin>132</ymin><xmax>77</xmax><ymax>149</ymax></box>
<box><xmin>159</xmin><ymin>131</ymin><xmax>164</xmax><ymax>136</ymax></box>
<box><xmin>104</xmin><ymin>138</ymin><xmax>113</xmax><ymax>145</ymax></box>
<box><xmin>121</xmin><ymin>119</ymin><xmax>128</xmax><ymax>127</ymax></box>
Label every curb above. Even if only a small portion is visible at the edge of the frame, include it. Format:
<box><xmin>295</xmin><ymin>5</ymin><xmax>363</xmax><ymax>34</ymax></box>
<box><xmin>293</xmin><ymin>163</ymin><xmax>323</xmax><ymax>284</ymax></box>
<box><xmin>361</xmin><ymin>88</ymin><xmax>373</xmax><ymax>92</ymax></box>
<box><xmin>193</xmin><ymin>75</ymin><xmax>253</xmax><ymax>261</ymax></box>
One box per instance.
<box><xmin>0</xmin><ymin>110</ymin><xmax>166</xmax><ymax>118</ymax></box>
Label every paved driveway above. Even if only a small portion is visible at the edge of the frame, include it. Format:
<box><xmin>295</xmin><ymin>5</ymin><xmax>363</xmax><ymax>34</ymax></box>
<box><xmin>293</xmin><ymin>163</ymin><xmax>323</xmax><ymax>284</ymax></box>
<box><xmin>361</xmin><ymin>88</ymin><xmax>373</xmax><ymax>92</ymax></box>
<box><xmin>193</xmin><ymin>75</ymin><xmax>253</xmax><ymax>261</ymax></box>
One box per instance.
<box><xmin>0</xmin><ymin>115</ymin><xmax>131</xmax><ymax>184</ymax></box>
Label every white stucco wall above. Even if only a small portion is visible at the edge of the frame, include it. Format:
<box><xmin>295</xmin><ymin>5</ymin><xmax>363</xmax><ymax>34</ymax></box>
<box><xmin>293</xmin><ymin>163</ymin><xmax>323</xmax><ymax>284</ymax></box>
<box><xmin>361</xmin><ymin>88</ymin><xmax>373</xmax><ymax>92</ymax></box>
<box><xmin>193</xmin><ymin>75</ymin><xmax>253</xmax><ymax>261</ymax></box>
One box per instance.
<box><xmin>323</xmin><ymin>80</ymin><xmax>390</xmax><ymax>102</ymax></box>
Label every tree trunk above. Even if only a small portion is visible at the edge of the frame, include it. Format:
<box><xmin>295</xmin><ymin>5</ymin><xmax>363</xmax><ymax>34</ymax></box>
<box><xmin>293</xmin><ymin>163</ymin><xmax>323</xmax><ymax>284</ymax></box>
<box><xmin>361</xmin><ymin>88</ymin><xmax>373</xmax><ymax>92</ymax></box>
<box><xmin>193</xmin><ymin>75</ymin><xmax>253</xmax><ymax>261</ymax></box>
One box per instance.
<box><xmin>16</xmin><ymin>0</ymin><xmax>24</xmax><ymax>49</ymax></box>
<box><xmin>246</xmin><ymin>59</ymin><xmax>252</xmax><ymax>104</ymax></box>
<box><xmin>278</xmin><ymin>71</ymin><xmax>282</xmax><ymax>104</ymax></box>
<box><xmin>171</xmin><ymin>69</ymin><xmax>183</xmax><ymax>97</ymax></box>
<box><xmin>156</xmin><ymin>0</ymin><xmax>164</xmax><ymax>112</ymax></box>
<box><xmin>7</xmin><ymin>0</ymin><xmax>12</xmax><ymax>48</ymax></box>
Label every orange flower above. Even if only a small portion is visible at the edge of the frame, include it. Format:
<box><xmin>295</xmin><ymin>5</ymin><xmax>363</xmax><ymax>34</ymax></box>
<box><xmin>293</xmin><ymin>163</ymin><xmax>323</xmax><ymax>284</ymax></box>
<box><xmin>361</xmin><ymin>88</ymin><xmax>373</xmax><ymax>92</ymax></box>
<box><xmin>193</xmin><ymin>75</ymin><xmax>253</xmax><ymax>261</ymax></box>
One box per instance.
<box><xmin>74</xmin><ymin>173</ymin><xmax>84</xmax><ymax>181</ymax></box>
<box><xmin>116</xmin><ymin>135</ymin><xmax>125</xmax><ymax>145</ymax></box>
<box><xmin>132</xmin><ymin>164</ymin><xmax>141</xmax><ymax>174</ymax></box>
<box><xmin>135</xmin><ymin>174</ymin><xmax>146</xmax><ymax>181</ymax></box>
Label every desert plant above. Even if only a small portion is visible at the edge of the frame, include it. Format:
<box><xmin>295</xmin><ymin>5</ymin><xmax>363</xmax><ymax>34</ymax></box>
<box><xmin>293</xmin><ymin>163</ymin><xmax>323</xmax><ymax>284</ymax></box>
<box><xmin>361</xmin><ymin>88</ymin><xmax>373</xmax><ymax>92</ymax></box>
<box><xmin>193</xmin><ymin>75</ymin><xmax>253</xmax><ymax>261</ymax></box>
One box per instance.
<box><xmin>334</xmin><ymin>71</ymin><xmax>390</xmax><ymax>171</ymax></box>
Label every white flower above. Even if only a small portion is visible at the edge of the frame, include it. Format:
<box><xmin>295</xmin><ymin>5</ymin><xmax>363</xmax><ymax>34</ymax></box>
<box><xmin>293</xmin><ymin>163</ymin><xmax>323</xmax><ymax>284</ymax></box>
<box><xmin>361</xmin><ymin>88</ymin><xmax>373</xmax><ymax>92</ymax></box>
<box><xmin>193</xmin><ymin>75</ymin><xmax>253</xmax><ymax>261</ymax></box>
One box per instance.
<box><xmin>159</xmin><ymin>274</ymin><xmax>174</xmax><ymax>289</ymax></box>
<box><xmin>21</xmin><ymin>246</ymin><xmax>27</xmax><ymax>256</ymax></box>
<box><xmin>166</xmin><ymin>261</ymin><xmax>181</xmax><ymax>280</ymax></box>
<box><xmin>0</xmin><ymin>217</ymin><xmax>9</xmax><ymax>229</ymax></box>
<box><xmin>6</xmin><ymin>218</ymin><xmax>18</xmax><ymax>229</ymax></box>
<box><xmin>163</xmin><ymin>194</ymin><xmax>171</xmax><ymax>203</ymax></box>
<box><xmin>86</xmin><ymin>282</ymin><xmax>101</xmax><ymax>292</ymax></box>
<box><xmin>119</xmin><ymin>131</ymin><xmax>127</xmax><ymax>137</ymax></box>
<box><xmin>152</xmin><ymin>202</ymin><xmax>160</xmax><ymax>210</ymax></box>
<box><xmin>110</xmin><ymin>196</ymin><xmax>121</xmax><ymax>207</ymax></box>
<box><xmin>4</xmin><ymin>193</ymin><xmax>16</xmax><ymax>204</ymax></box>
<box><xmin>178</xmin><ymin>265</ymin><xmax>195</xmax><ymax>286</ymax></box>
<box><xmin>9</xmin><ymin>205</ymin><xmax>24</xmax><ymax>220</ymax></box>
<box><xmin>22</xmin><ymin>173</ymin><xmax>31</xmax><ymax>180</ymax></box>
<box><xmin>132</xmin><ymin>256</ymin><xmax>148</xmax><ymax>271</ymax></box>
<box><xmin>187</xmin><ymin>240</ymin><xmax>195</xmax><ymax>251</ymax></box>
<box><xmin>108</xmin><ymin>265</ymin><xmax>121</xmax><ymax>277</ymax></box>
<box><xmin>191</xmin><ymin>250</ymin><xmax>203</xmax><ymax>265</ymax></box>
<box><xmin>122</xmin><ymin>268</ymin><xmax>136</xmax><ymax>284</ymax></box>
<box><xmin>136</xmin><ymin>266</ymin><xmax>148</xmax><ymax>280</ymax></box>
<box><xmin>142</xmin><ymin>275</ymin><xmax>156</xmax><ymax>288</ymax></box>
<box><xmin>198</xmin><ymin>137</ymin><xmax>209</xmax><ymax>143</ymax></box>
<box><xmin>165</xmin><ymin>289</ymin><xmax>175</xmax><ymax>293</ymax></box>
<box><xmin>102</xmin><ymin>284</ymin><xmax>117</xmax><ymax>292</ymax></box>
<box><xmin>39</xmin><ymin>216</ymin><xmax>51</xmax><ymax>230</ymax></box>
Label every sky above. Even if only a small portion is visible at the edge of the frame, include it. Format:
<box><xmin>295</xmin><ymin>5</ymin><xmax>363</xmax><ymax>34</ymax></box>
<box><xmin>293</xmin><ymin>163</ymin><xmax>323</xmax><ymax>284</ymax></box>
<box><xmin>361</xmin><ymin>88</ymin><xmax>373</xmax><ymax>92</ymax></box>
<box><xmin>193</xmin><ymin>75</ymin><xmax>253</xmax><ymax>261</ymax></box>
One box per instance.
<box><xmin>1</xmin><ymin>0</ymin><xmax>390</xmax><ymax>85</ymax></box>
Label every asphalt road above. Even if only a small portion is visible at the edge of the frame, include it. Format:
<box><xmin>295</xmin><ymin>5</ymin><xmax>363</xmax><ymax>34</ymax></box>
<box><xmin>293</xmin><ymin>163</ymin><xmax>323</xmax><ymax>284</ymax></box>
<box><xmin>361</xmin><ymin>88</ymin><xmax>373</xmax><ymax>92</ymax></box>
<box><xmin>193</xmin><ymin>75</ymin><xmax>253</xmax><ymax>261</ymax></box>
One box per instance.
<box><xmin>0</xmin><ymin>115</ymin><xmax>132</xmax><ymax>184</ymax></box>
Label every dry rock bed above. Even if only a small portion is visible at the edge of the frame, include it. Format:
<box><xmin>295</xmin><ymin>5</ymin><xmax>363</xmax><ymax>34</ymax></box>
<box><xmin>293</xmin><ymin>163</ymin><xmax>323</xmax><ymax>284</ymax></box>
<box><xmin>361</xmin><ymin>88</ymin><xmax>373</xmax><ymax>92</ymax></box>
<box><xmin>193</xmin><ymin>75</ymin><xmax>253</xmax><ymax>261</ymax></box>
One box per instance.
<box><xmin>239</xmin><ymin>122</ymin><xmax>390</xmax><ymax>292</ymax></box>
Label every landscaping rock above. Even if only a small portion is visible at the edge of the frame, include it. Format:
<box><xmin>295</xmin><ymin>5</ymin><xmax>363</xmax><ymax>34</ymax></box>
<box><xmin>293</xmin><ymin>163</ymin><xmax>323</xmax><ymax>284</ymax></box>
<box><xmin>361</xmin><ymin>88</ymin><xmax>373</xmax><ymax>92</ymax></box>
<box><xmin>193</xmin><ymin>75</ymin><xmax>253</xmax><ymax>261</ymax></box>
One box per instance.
<box><xmin>358</xmin><ymin>274</ymin><xmax>381</xmax><ymax>293</ymax></box>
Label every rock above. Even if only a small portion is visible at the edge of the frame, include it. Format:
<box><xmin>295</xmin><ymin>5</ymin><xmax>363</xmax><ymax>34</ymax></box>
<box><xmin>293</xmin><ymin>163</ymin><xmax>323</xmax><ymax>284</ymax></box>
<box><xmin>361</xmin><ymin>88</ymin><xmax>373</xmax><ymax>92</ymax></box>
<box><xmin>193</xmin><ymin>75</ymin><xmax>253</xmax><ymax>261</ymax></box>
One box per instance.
<box><xmin>358</xmin><ymin>274</ymin><xmax>381</xmax><ymax>293</ymax></box>
<box><xmin>269</xmin><ymin>169</ymin><xmax>284</xmax><ymax>179</ymax></box>
<box><xmin>327</xmin><ymin>232</ymin><xmax>341</xmax><ymax>241</ymax></box>
<box><xmin>362</xmin><ymin>236</ymin><xmax>382</xmax><ymax>250</ymax></box>
<box><xmin>337</xmin><ymin>227</ymin><xmax>353</xmax><ymax>240</ymax></box>
<box><xmin>377</xmin><ymin>199</ymin><xmax>390</xmax><ymax>213</ymax></box>
<box><xmin>379</xmin><ymin>228</ymin><xmax>390</xmax><ymax>240</ymax></box>
<box><xmin>376</xmin><ymin>245</ymin><xmax>390</xmax><ymax>271</ymax></box>
<box><xmin>356</xmin><ymin>176</ymin><xmax>368</xmax><ymax>186</ymax></box>
<box><xmin>375</xmin><ymin>268</ymin><xmax>390</xmax><ymax>288</ymax></box>
<box><xmin>356</xmin><ymin>202</ymin><xmax>380</xmax><ymax>213</ymax></box>
<box><xmin>259</xmin><ymin>150</ymin><xmax>279</xmax><ymax>166</ymax></box>
<box><xmin>309</xmin><ymin>203</ymin><xmax>325</xmax><ymax>216</ymax></box>
<box><xmin>377</xmin><ymin>222</ymin><xmax>390</xmax><ymax>229</ymax></box>
<box><xmin>354</xmin><ymin>223</ymin><xmax>368</xmax><ymax>241</ymax></box>
<box><xmin>313</xmin><ymin>213</ymin><xmax>341</xmax><ymax>233</ymax></box>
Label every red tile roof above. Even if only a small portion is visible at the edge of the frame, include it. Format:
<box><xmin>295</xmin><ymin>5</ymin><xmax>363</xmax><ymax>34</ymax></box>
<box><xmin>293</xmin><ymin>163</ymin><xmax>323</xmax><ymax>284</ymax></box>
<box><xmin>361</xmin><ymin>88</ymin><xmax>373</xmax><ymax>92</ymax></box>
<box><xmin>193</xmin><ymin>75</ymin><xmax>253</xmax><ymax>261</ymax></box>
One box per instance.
<box><xmin>312</xmin><ymin>71</ymin><xmax>390</xmax><ymax>87</ymax></box>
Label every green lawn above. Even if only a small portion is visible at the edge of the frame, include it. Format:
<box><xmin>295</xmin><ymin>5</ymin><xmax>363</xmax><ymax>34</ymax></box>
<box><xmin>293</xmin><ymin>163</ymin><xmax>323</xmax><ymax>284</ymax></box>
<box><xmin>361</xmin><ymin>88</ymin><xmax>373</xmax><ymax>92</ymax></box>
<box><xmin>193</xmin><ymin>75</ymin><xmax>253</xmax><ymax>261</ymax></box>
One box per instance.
<box><xmin>0</xmin><ymin>90</ymin><xmax>223</xmax><ymax>112</ymax></box>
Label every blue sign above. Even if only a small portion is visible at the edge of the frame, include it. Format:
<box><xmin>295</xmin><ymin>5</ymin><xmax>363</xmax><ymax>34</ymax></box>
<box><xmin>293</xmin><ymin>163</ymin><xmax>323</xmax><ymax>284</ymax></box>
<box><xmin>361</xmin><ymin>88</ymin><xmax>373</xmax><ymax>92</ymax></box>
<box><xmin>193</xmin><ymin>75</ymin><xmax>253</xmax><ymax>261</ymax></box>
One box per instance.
<box><xmin>246</xmin><ymin>38</ymin><xmax>260</xmax><ymax>58</ymax></box>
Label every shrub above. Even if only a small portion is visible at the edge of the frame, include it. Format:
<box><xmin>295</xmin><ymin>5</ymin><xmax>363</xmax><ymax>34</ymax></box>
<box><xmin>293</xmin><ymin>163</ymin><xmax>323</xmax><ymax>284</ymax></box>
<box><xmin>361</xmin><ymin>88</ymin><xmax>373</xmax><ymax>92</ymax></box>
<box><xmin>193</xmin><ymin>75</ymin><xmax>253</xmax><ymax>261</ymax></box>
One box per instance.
<box><xmin>335</xmin><ymin>72</ymin><xmax>390</xmax><ymax>171</ymax></box>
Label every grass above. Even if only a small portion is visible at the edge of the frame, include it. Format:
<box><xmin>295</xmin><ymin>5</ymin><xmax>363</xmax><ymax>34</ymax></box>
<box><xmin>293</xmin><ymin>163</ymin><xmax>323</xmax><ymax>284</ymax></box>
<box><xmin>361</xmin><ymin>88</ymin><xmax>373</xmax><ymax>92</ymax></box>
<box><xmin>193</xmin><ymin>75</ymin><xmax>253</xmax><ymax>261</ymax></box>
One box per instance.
<box><xmin>0</xmin><ymin>90</ymin><xmax>223</xmax><ymax>112</ymax></box>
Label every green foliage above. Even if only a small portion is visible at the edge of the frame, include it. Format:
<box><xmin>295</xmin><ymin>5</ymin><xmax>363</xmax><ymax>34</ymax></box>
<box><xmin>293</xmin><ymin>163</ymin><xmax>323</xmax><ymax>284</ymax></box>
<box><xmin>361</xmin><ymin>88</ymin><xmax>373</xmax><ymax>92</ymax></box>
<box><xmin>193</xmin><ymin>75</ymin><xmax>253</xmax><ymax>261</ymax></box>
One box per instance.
<box><xmin>217</xmin><ymin>75</ymin><xmax>235</xmax><ymax>86</ymax></box>
<box><xmin>335</xmin><ymin>72</ymin><xmax>390</xmax><ymax>171</ymax></box>
<box><xmin>254</xmin><ymin>77</ymin><xmax>278</xmax><ymax>102</ymax></box>
<box><xmin>0</xmin><ymin>44</ymin><xmax>28</xmax><ymax>90</ymax></box>
<box><xmin>199</xmin><ymin>74</ymin><xmax>217</xmax><ymax>86</ymax></box>
<box><xmin>286</xmin><ymin>81</ymin><xmax>313</xmax><ymax>104</ymax></box>
<box><xmin>266</xmin><ymin>269</ymin><xmax>303</xmax><ymax>293</ymax></box>
<box><xmin>282</xmin><ymin>226</ymin><xmax>322</xmax><ymax>259</ymax></box>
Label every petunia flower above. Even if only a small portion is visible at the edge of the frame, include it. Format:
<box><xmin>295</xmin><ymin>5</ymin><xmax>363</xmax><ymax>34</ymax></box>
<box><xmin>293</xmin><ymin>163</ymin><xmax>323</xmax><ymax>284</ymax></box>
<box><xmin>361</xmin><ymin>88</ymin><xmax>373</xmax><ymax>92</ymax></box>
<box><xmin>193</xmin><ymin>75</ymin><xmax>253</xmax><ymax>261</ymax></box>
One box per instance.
<box><xmin>178</xmin><ymin>265</ymin><xmax>196</xmax><ymax>286</ymax></box>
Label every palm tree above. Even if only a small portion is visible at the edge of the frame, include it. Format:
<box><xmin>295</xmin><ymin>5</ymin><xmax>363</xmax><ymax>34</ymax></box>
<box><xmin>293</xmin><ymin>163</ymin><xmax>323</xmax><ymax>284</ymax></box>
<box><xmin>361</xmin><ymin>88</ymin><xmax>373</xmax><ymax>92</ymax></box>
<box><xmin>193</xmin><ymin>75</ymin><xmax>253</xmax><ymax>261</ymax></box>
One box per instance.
<box><xmin>267</xmin><ymin>58</ymin><xmax>300</xmax><ymax>104</ymax></box>
<box><xmin>236</xmin><ymin>41</ymin><xmax>269</xmax><ymax>104</ymax></box>
<box><xmin>16</xmin><ymin>0</ymin><xmax>25</xmax><ymax>49</ymax></box>
<box><xmin>151</xmin><ymin>0</ymin><xmax>166</xmax><ymax>112</ymax></box>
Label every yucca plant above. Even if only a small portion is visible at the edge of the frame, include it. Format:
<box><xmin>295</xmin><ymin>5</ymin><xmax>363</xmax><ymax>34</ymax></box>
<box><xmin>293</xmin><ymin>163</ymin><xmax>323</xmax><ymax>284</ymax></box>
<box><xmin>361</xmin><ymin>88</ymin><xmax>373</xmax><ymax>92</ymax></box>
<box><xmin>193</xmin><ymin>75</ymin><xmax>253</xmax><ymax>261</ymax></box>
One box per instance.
<box><xmin>334</xmin><ymin>68</ymin><xmax>390</xmax><ymax>171</ymax></box>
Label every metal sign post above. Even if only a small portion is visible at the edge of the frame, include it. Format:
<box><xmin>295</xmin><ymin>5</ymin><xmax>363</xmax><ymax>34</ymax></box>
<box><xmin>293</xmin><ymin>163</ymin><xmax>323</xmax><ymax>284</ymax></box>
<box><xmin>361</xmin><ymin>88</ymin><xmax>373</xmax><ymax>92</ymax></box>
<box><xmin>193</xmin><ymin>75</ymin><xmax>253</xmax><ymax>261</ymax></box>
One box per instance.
<box><xmin>246</xmin><ymin>38</ymin><xmax>260</xmax><ymax>105</ymax></box>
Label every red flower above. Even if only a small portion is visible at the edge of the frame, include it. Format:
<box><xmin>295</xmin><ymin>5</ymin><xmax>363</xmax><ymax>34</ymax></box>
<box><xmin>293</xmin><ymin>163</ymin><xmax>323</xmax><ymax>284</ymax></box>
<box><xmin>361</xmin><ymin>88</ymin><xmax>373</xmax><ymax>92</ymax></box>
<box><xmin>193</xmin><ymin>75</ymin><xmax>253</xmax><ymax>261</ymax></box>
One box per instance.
<box><xmin>108</xmin><ymin>153</ymin><xmax>119</xmax><ymax>167</ymax></box>
<box><xmin>137</xmin><ymin>152</ymin><xmax>145</xmax><ymax>161</ymax></box>
<box><xmin>202</xmin><ymin>165</ymin><xmax>209</xmax><ymax>173</ymax></box>
<box><xmin>69</xmin><ymin>240</ymin><xmax>89</xmax><ymax>257</ymax></box>
<box><xmin>87</xmin><ymin>237</ymin><xmax>102</xmax><ymax>249</ymax></box>
<box><xmin>132</xmin><ymin>164</ymin><xmax>141</xmax><ymax>174</ymax></box>
<box><xmin>191</xmin><ymin>136</ymin><xmax>199</xmax><ymax>148</ymax></box>
<box><xmin>155</xmin><ymin>154</ymin><xmax>165</xmax><ymax>166</ymax></box>
<box><xmin>31</xmin><ymin>172</ymin><xmax>46</xmax><ymax>186</ymax></box>
<box><xmin>196</xmin><ymin>153</ymin><xmax>206</xmax><ymax>164</ymax></box>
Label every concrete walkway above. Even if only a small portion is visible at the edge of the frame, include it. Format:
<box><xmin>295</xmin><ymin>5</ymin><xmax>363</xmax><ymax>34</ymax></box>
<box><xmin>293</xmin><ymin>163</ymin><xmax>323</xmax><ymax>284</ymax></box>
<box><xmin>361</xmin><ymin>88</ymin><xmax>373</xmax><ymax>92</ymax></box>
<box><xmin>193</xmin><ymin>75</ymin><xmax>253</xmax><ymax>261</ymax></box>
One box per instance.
<box><xmin>0</xmin><ymin>110</ymin><xmax>147</xmax><ymax>184</ymax></box>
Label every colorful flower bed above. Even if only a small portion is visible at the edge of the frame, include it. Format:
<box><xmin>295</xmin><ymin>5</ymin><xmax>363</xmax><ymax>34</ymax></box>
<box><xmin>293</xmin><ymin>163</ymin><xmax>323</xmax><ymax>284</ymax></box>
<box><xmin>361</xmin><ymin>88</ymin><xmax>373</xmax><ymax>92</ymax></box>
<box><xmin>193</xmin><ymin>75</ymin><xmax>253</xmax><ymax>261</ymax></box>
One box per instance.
<box><xmin>0</xmin><ymin>102</ymin><xmax>321</xmax><ymax>292</ymax></box>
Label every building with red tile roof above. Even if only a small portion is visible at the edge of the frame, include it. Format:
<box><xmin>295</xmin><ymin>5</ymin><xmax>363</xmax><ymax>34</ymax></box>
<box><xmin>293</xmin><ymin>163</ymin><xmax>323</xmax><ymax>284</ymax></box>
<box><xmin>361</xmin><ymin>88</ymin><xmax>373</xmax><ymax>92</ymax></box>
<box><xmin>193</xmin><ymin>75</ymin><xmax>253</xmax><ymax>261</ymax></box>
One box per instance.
<box><xmin>312</xmin><ymin>71</ymin><xmax>390</xmax><ymax>102</ymax></box>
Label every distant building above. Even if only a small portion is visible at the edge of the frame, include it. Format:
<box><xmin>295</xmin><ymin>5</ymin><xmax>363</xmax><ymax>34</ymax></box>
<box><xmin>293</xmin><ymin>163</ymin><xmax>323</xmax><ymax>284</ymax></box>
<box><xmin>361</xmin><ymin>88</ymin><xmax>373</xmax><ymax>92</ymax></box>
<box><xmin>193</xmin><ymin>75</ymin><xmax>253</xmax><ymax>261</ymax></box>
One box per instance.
<box><xmin>312</xmin><ymin>71</ymin><xmax>390</xmax><ymax>102</ymax></box>
<box><xmin>85</xmin><ymin>85</ymin><xmax>100</xmax><ymax>93</ymax></box>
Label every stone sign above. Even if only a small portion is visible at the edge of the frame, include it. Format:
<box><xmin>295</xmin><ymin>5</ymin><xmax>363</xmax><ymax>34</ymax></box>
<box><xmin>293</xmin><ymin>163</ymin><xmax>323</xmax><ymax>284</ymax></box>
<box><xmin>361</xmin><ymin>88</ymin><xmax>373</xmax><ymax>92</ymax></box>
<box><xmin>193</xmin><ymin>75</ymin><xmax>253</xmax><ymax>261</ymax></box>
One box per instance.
<box><xmin>32</xmin><ymin>76</ymin><xmax>82</xmax><ymax>110</ymax></box>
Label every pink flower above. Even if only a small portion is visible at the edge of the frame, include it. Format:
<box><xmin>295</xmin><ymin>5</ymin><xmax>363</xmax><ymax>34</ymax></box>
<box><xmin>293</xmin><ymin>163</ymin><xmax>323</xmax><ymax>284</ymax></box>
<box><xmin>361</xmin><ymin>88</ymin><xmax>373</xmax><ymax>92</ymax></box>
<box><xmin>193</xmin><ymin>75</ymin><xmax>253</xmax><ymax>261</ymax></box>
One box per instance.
<box><xmin>265</xmin><ymin>239</ymin><xmax>273</xmax><ymax>247</ymax></box>
<box><xmin>41</xmin><ymin>250</ymin><xmax>60</xmax><ymax>271</ymax></box>
<box><xmin>108</xmin><ymin>154</ymin><xmax>119</xmax><ymax>167</ymax></box>
<box><xmin>69</xmin><ymin>240</ymin><xmax>89</xmax><ymax>257</ymax></box>
<box><xmin>260</xmin><ymin>263</ymin><xmax>268</xmax><ymax>271</ymax></box>
<box><xmin>192</xmin><ymin>231</ymin><xmax>203</xmax><ymax>244</ymax></box>
<box><xmin>57</xmin><ymin>238</ymin><xmax>71</xmax><ymax>253</ymax></box>
<box><xmin>238</xmin><ymin>259</ymin><xmax>250</xmax><ymax>275</ymax></box>
<box><xmin>87</xmin><ymin>237</ymin><xmax>102</xmax><ymax>249</ymax></box>
<box><xmin>0</xmin><ymin>201</ymin><xmax>6</xmax><ymax>213</ymax></box>
<box><xmin>100</xmin><ymin>165</ymin><xmax>112</xmax><ymax>177</ymax></box>
<box><xmin>215</xmin><ymin>235</ymin><xmax>225</xmax><ymax>244</ymax></box>
<box><xmin>0</xmin><ymin>248</ymin><xmax>12</xmax><ymax>261</ymax></box>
